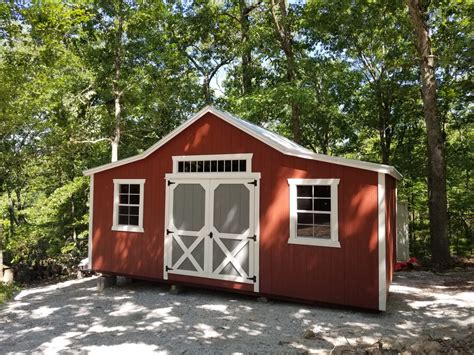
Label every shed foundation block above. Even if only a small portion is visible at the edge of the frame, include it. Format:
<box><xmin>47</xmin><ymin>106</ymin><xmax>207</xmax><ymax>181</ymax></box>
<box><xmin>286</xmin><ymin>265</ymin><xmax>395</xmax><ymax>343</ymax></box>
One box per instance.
<box><xmin>117</xmin><ymin>276</ymin><xmax>132</xmax><ymax>286</ymax></box>
<box><xmin>169</xmin><ymin>284</ymin><xmax>185</xmax><ymax>295</ymax></box>
<box><xmin>97</xmin><ymin>275</ymin><xmax>116</xmax><ymax>291</ymax></box>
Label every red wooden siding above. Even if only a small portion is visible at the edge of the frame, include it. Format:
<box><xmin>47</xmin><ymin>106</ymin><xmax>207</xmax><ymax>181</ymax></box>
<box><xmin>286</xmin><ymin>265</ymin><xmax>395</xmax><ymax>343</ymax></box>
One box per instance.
<box><xmin>92</xmin><ymin>112</ymin><xmax>382</xmax><ymax>309</ymax></box>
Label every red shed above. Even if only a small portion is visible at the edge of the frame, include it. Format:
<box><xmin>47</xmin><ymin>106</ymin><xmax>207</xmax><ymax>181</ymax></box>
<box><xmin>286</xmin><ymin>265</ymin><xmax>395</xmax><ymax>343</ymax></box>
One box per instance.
<box><xmin>83</xmin><ymin>106</ymin><xmax>401</xmax><ymax>311</ymax></box>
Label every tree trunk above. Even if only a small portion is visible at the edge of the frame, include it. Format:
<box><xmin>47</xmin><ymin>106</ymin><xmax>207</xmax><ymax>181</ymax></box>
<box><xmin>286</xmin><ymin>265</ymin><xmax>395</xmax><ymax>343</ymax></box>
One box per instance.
<box><xmin>269</xmin><ymin>0</ymin><xmax>301</xmax><ymax>144</ymax></box>
<box><xmin>111</xmin><ymin>1</ymin><xmax>123</xmax><ymax>163</ymax></box>
<box><xmin>239</xmin><ymin>0</ymin><xmax>252</xmax><ymax>95</ymax></box>
<box><xmin>407</xmin><ymin>0</ymin><xmax>450</xmax><ymax>267</ymax></box>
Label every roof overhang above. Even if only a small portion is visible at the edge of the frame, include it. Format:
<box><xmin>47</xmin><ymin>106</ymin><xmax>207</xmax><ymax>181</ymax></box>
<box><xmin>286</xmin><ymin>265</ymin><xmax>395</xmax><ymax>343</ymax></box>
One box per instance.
<box><xmin>83</xmin><ymin>106</ymin><xmax>402</xmax><ymax>180</ymax></box>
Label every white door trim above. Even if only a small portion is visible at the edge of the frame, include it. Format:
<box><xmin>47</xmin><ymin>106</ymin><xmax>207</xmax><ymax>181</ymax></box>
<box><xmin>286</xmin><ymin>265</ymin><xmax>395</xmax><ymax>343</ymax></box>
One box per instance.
<box><xmin>164</xmin><ymin>176</ymin><xmax>260</xmax><ymax>291</ymax></box>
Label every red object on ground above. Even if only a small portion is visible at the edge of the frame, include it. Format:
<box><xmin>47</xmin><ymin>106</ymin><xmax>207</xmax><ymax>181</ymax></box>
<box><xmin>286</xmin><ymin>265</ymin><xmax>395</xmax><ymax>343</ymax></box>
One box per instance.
<box><xmin>395</xmin><ymin>257</ymin><xmax>420</xmax><ymax>272</ymax></box>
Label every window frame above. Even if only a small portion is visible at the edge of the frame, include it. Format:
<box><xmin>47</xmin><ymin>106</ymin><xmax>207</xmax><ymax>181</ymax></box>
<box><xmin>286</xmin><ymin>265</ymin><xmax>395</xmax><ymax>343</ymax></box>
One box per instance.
<box><xmin>112</xmin><ymin>179</ymin><xmax>145</xmax><ymax>233</ymax></box>
<box><xmin>288</xmin><ymin>178</ymin><xmax>340</xmax><ymax>248</ymax></box>
<box><xmin>172</xmin><ymin>153</ymin><xmax>253</xmax><ymax>174</ymax></box>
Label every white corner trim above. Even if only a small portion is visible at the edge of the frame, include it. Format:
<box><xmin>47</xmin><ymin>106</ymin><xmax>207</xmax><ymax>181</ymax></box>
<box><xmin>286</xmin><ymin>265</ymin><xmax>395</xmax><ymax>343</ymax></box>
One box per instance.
<box><xmin>88</xmin><ymin>175</ymin><xmax>94</xmax><ymax>269</ymax></box>
<box><xmin>378</xmin><ymin>173</ymin><xmax>387</xmax><ymax>311</ymax></box>
<box><xmin>112</xmin><ymin>179</ymin><xmax>146</xmax><ymax>234</ymax></box>
<box><xmin>83</xmin><ymin>106</ymin><xmax>402</xmax><ymax>180</ymax></box>
<box><xmin>288</xmin><ymin>178</ymin><xmax>340</xmax><ymax>248</ymax></box>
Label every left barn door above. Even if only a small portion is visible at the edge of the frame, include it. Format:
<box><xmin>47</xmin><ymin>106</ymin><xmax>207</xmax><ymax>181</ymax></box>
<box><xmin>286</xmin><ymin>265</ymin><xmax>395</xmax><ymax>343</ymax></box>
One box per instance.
<box><xmin>165</xmin><ymin>181</ymin><xmax>209</xmax><ymax>277</ymax></box>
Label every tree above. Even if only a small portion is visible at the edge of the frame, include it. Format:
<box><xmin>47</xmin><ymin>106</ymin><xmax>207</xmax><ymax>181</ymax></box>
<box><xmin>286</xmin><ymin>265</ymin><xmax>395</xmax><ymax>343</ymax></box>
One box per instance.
<box><xmin>268</xmin><ymin>0</ymin><xmax>302</xmax><ymax>143</ymax></box>
<box><xmin>406</xmin><ymin>0</ymin><xmax>450</xmax><ymax>267</ymax></box>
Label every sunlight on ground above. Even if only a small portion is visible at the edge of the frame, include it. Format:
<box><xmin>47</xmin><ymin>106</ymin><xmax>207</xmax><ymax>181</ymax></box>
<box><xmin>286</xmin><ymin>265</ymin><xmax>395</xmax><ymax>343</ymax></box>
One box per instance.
<box><xmin>83</xmin><ymin>343</ymin><xmax>164</xmax><ymax>355</ymax></box>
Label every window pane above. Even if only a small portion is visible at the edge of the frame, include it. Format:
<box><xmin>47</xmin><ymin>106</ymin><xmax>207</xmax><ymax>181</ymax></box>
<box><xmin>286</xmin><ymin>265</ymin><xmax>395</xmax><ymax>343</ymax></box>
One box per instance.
<box><xmin>119</xmin><ymin>194</ymin><xmax>128</xmax><ymax>204</ymax></box>
<box><xmin>314</xmin><ymin>225</ymin><xmax>331</xmax><ymax>239</ymax></box>
<box><xmin>314</xmin><ymin>213</ymin><xmax>330</xmax><ymax>225</ymax></box>
<box><xmin>190</xmin><ymin>161</ymin><xmax>196</xmax><ymax>172</ymax></box>
<box><xmin>239</xmin><ymin>160</ymin><xmax>246</xmax><ymax>172</ymax></box>
<box><xmin>204</xmin><ymin>161</ymin><xmax>211</xmax><ymax>172</ymax></box>
<box><xmin>297</xmin><ymin>185</ymin><xmax>312</xmax><ymax>197</ymax></box>
<box><xmin>197</xmin><ymin>161</ymin><xmax>204</xmax><ymax>172</ymax></box>
<box><xmin>130</xmin><ymin>184</ymin><xmax>140</xmax><ymax>194</ymax></box>
<box><xmin>129</xmin><ymin>194</ymin><xmax>140</xmax><ymax>204</ymax></box>
<box><xmin>297</xmin><ymin>198</ymin><xmax>312</xmax><ymax>211</ymax></box>
<box><xmin>218</xmin><ymin>160</ymin><xmax>224</xmax><ymax>172</ymax></box>
<box><xmin>178</xmin><ymin>161</ymin><xmax>184</xmax><ymax>172</ymax></box>
<box><xmin>129</xmin><ymin>206</ymin><xmax>139</xmax><ymax>216</ymax></box>
<box><xmin>314</xmin><ymin>185</ymin><xmax>330</xmax><ymax>198</ymax></box>
<box><xmin>297</xmin><ymin>212</ymin><xmax>313</xmax><ymax>224</ymax></box>
<box><xmin>211</xmin><ymin>161</ymin><xmax>217</xmax><ymax>172</ymax></box>
<box><xmin>232</xmin><ymin>160</ymin><xmax>239</xmax><ymax>172</ymax></box>
<box><xmin>225</xmin><ymin>160</ymin><xmax>231</xmax><ymax>172</ymax></box>
<box><xmin>185</xmin><ymin>161</ymin><xmax>191</xmax><ymax>172</ymax></box>
<box><xmin>119</xmin><ymin>206</ymin><xmax>129</xmax><ymax>215</ymax></box>
<box><xmin>120</xmin><ymin>184</ymin><xmax>129</xmax><ymax>193</ymax></box>
<box><xmin>314</xmin><ymin>199</ymin><xmax>331</xmax><ymax>211</ymax></box>
<box><xmin>129</xmin><ymin>215</ymin><xmax>139</xmax><ymax>226</ymax></box>
<box><xmin>297</xmin><ymin>224</ymin><xmax>313</xmax><ymax>237</ymax></box>
<box><xmin>118</xmin><ymin>215</ymin><xmax>128</xmax><ymax>225</ymax></box>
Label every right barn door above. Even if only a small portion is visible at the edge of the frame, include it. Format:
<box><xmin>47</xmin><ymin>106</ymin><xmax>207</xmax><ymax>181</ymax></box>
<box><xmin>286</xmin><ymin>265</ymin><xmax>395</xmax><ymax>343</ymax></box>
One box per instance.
<box><xmin>209</xmin><ymin>180</ymin><xmax>256</xmax><ymax>284</ymax></box>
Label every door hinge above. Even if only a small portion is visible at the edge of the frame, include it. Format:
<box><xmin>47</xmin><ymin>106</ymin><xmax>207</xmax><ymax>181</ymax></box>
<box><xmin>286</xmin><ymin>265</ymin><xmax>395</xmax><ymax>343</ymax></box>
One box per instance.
<box><xmin>247</xmin><ymin>235</ymin><xmax>257</xmax><ymax>241</ymax></box>
<box><xmin>166</xmin><ymin>229</ymin><xmax>173</xmax><ymax>235</ymax></box>
<box><xmin>208</xmin><ymin>231</ymin><xmax>213</xmax><ymax>239</ymax></box>
<box><xmin>167</xmin><ymin>180</ymin><xmax>175</xmax><ymax>186</ymax></box>
<box><xmin>248</xmin><ymin>180</ymin><xmax>257</xmax><ymax>186</ymax></box>
<box><xmin>165</xmin><ymin>266</ymin><xmax>173</xmax><ymax>272</ymax></box>
<box><xmin>247</xmin><ymin>275</ymin><xmax>257</xmax><ymax>282</ymax></box>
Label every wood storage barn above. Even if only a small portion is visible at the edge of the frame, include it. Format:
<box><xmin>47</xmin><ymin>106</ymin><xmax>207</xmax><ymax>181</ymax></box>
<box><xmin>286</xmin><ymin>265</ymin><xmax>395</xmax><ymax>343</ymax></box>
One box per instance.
<box><xmin>83</xmin><ymin>106</ymin><xmax>401</xmax><ymax>311</ymax></box>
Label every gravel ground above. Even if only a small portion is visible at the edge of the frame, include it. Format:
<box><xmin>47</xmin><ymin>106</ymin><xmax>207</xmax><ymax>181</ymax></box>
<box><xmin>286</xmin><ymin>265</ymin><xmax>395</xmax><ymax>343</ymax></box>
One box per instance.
<box><xmin>0</xmin><ymin>269</ymin><xmax>473</xmax><ymax>354</ymax></box>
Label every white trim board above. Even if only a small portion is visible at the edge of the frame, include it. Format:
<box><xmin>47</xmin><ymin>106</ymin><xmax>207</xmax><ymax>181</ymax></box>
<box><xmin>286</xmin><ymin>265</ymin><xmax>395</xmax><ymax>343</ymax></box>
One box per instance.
<box><xmin>378</xmin><ymin>173</ymin><xmax>387</xmax><ymax>311</ymax></box>
<box><xmin>88</xmin><ymin>175</ymin><xmax>94</xmax><ymax>269</ymax></box>
<box><xmin>82</xmin><ymin>106</ymin><xmax>402</xmax><ymax>180</ymax></box>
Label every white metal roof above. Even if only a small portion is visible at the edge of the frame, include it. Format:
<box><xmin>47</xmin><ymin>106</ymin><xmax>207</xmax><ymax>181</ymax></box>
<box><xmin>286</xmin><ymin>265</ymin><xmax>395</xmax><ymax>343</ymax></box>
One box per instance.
<box><xmin>83</xmin><ymin>105</ymin><xmax>402</xmax><ymax>180</ymax></box>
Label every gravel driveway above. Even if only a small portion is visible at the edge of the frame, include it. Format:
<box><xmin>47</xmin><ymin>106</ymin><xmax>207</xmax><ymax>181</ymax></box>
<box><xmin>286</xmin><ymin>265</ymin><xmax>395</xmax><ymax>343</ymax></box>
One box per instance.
<box><xmin>0</xmin><ymin>269</ymin><xmax>473</xmax><ymax>354</ymax></box>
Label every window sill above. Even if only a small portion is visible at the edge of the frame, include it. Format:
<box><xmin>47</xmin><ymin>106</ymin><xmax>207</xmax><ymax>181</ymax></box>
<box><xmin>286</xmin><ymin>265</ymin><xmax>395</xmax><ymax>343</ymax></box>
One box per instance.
<box><xmin>112</xmin><ymin>225</ymin><xmax>144</xmax><ymax>233</ymax></box>
<box><xmin>288</xmin><ymin>237</ymin><xmax>341</xmax><ymax>248</ymax></box>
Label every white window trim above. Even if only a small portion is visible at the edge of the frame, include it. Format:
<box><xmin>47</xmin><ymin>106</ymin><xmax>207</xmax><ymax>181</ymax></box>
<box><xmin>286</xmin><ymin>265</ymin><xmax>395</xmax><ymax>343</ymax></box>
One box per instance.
<box><xmin>172</xmin><ymin>153</ymin><xmax>253</xmax><ymax>173</ymax></box>
<box><xmin>112</xmin><ymin>179</ymin><xmax>146</xmax><ymax>233</ymax></box>
<box><xmin>288</xmin><ymin>178</ymin><xmax>340</xmax><ymax>248</ymax></box>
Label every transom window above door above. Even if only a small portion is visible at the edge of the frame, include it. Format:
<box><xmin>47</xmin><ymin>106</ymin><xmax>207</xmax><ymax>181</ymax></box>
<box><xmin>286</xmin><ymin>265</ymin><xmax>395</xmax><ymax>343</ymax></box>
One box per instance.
<box><xmin>288</xmin><ymin>178</ymin><xmax>340</xmax><ymax>248</ymax></box>
<box><xmin>173</xmin><ymin>154</ymin><xmax>252</xmax><ymax>174</ymax></box>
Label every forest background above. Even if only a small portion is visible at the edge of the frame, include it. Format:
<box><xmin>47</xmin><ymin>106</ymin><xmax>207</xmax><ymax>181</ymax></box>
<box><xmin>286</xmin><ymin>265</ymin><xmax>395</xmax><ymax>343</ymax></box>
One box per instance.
<box><xmin>0</xmin><ymin>0</ymin><xmax>472</xmax><ymax>281</ymax></box>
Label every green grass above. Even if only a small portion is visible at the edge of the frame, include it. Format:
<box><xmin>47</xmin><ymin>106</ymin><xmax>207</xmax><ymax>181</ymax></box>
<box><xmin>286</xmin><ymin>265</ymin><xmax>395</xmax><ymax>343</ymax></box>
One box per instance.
<box><xmin>0</xmin><ymin>283</ymin><xmax>18</xmax><ymax>304</ymax></box>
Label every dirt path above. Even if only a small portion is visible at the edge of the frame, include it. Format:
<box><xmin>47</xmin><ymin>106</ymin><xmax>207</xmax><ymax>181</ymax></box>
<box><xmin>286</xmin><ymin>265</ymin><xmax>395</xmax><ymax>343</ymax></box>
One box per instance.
<box><xmin>0</xmin><ymin>269</ymin><xmax>472</xmax><ymax>354</ymax></box>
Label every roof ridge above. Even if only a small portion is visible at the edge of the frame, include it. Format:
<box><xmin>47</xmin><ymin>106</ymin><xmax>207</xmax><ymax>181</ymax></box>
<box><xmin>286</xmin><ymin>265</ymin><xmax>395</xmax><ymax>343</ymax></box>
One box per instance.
<box><xmin>83</xmin><ymin>105</ymin><xmax>402</xmax><ymax>180</ymax></box>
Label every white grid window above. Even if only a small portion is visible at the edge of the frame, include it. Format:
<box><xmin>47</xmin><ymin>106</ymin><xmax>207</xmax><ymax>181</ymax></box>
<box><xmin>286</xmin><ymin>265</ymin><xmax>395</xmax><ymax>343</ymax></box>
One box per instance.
<box><xmin>288</xmin><ymin>179</ymin><xmax>340</xmax><ymax>248</ymax></box>
<box><xmin>112</xmin><ymin>179</ymin><xmax>145</xmax><ymax>233</ymax></box>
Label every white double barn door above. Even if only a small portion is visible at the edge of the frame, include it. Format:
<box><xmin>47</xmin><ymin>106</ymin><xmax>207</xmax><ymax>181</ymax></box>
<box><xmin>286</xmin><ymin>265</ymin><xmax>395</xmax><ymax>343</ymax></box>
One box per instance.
<box><xmin>165</xmin><ymin>178</ymin><xmax>257</xmax><ymax>285</ymax></box>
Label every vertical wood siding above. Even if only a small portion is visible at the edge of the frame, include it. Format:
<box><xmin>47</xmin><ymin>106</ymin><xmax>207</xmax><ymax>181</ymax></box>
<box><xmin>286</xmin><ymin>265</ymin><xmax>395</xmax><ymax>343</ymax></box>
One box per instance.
<box><xmin>92</xmin><ymin>112</ymin><xmax>381</xmax><ymax>309</ymax></box>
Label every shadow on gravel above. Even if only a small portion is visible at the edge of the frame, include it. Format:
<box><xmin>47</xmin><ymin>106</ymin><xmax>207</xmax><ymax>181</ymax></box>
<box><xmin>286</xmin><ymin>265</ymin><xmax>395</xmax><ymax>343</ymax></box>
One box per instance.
<box><xmin>0</xmin><ymin>269</ymin><xmax>472</xmax><ymax>353</ymax></box>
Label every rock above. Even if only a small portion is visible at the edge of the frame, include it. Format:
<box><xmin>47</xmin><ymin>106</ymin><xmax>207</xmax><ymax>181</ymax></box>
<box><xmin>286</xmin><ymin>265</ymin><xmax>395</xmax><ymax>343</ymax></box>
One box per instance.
<box><xmin>278</xmin><ymin>340</ymin><xmax>290</xmax><ymax>345</ymax></box>
<box><xmin>423</xmin><ymin>340</ymin><xmax>443</xmax><ymax>353</ymax></box>
<box><xmin>2</xmin><ymin>268</ymin><xmax>14</xmax><ymax>285</ymax></box>
<box><xmin>302</xmin><ymin>329</ymin><xmax>316</xmax><ymax>339</ymax></box>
